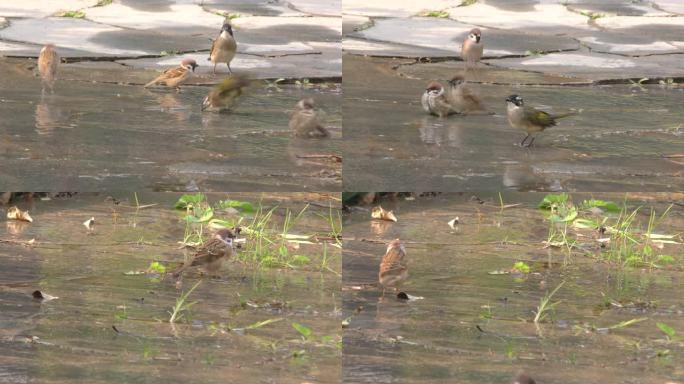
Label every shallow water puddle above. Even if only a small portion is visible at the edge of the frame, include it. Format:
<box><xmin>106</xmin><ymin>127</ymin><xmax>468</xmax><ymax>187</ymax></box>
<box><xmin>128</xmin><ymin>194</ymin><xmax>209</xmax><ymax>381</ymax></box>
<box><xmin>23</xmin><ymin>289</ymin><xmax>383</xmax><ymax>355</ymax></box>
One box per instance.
<box><xmin>0</xmin><ymin>67</ymin><xmax>341</xmax><ymax>191</ymax></box>
<box><xmin>343</xmin><ymin>193</ymin><xmax>684</xmax><ymax>383</ymax></box>
<box><xmin>0</xmin><ymin>193</ymin><xmax>341</xmax><ymax>383</ymax></box>
<box><xmin>343</xmin><ymin>55</ymin><xmax>684</xmax><ymax>191</ymax></box>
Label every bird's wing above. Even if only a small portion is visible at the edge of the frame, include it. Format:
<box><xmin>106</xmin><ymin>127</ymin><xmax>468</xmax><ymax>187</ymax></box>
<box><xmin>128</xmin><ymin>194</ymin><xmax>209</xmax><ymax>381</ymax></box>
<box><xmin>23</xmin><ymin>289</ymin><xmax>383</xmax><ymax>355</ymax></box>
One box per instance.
<box><xmin>524</xmin><ymin>108</ymin><xmax>556</xmax><ymax>127</ymax></box>
<box><xmin>161</xmin><ymin>66</ymin><xmax>186</xmax><ymax>79</ymax></box>
<box><xmin>435</xmin><ymin>96</ymin><xmax>456</xmax><ymax>114</ymax></box>
<box><xmin>379</xmin><ymin>248</ymin><xmax>406</xmax><ymax>276</ymax></box>
<box><xmin>209</xmin><ymin>38</ymin><xmax>217</xmax><ymax>59</ymax></box>
<box><xmin>190</xmin><ymin>239</ymin><xmax>224</xmax><ymax>266</ymax></box>
<box><xmin>460</xmin><ymin>87</ymin><xmax>485</xmax><ymax>110</ymax></box>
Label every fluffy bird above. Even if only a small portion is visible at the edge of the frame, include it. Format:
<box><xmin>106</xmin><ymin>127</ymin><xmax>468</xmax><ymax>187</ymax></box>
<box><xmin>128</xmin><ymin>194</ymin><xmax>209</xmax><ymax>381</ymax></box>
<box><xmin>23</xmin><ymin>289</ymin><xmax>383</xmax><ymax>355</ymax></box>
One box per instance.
<box><xmin>461</xmin><ymin>28</ymin><xmax>483</xmax><ymax>70</ymax></box>
<box><xmin>446</xmin><ymin>75</ymin><xmax>486</xmax><ymax>114</ymax></box>
<box><xmin>289</xmin><ymin>98</ymin><xmax>330</xmax><ymax>138</ymax></box>
<box><xmin>38</xmin><ymin>44</ymin><xmax>59</xmax><ymax>94</ymax></box>
<box><xmin>506</xmin><ymin>94</ymin><xmax>576</xmax><ymax>147</ymax></box>
<box><xmin>209</xmin><ymin>22</ymin><xmax>237</xmax><ymax>74</ymax></box>
<box><xmin>172</xmin><ymin>228</ymin><xmax>240</xmax><ymax>278</ymax></box>
<box><xmin>378</xmin><ymin>239</ymin><xmax>408</xmax><ymax>296</ymax></box>
<box><xmin>144</xmin><ymin>59</ymin><xmax>198</xmax><ymax>91</ymax></box>
<box><xmin>201</xmin><ymin>74</ymin><xmax>250</xmax><ymax>112</ymax></box>
<box><xmin>421</xmin><ymin>81</ymin><xmax>457</xmax><ymax>118</ymax></box>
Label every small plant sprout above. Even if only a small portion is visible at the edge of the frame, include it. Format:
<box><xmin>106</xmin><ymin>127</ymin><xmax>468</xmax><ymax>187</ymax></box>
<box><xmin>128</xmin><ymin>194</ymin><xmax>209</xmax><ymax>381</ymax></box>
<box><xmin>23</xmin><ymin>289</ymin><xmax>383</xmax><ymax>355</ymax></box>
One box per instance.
<box><xmin>656</xmin><ymin>322</ymin><xmax>677</xmax><ymax>342</ymax></box>
<box><xmin>169</xmin><ymin>280</ymin><xmax>202</xmax><ymax>323</ymax></box>
<box><xmin>291</xmin><ymin>322</ymin><xmax>312</xmax><ymax>340</ymax></box>
<box><xmin>534</xmin><ymin>281</ymin><xmax>565</xmax><ymax>324</ymax></box>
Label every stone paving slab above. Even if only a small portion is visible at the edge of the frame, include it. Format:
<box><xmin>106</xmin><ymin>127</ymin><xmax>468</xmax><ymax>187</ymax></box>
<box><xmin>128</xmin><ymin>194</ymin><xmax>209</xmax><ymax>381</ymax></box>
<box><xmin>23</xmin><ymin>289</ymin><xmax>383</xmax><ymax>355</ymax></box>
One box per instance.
<box><xmin>447</xmin><ymin>3</ymin><xmax>592</xmax><ymax>32</ymax></box>
<box><xmin>0</xmin><ymin>2</ymin><xmax>341</xmax><ymax>80</ymax></box>
<box><xmin>342</xmin><ymin>15</ymin><xmax>369</xmax><ymax>35</ymax></box>
<box><xmin>655</xmin><ymin>0</ymin><xmax>684</xmax><ymax>15</ymax></box>
<box><xmin>343</xmin><ymin>0</ymin><xmax>462</xmax><ymax>18</ymax></box>
<box><xmin>290</xmin><ymin>0</ymin><xmax>341</xmax><ymax>17</ymax></box>
<box><xmin>349</xmin><ymin>17</ymin><xmax>579</xmax><ymax>58</ymax></box>
<box><xmin>484</xmin><ymin>50</ymin><xmax>684</xmax><ymax>81</ymax></box>
<box><xmin>85</xmin><ymin>3</ymin><xmax>223</xmax><ymax>34</ymax></box>
<box><xmin>565</xmin><ymin>1</ymin><xmax>669</xmax><ymax>17</ymax></box>
<box><xmin>342</xmin><ymin>0</ymin><xmax>684</xmax><ymax>81</ymax></box>
<box><xmin>0</xmin><ymin>1</ymin><xmax>98</xmax><ymax>18</ymax></box>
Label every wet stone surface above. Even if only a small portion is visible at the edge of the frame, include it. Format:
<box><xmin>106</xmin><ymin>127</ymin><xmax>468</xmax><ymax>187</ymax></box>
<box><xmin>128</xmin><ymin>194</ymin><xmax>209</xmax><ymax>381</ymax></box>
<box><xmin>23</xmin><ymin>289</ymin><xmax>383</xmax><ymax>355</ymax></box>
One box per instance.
<box><xmin>343</xmin><ymin>192</ymin><xmax>684</xmax><ymax>384</ymax></box>
<box><xmin>0</xmin><ymin>62</ymin><xmax>342</xmax><ymax>191</ymax></box>
<box><xmin>0</xmin><ymin>193</ymin><xmax>341</xmax><ymax>384</ymax></box>
<box><xmin>343</xmin><ymin>55</ymin><xmax>684</xmax><ymax>192</ymax></box>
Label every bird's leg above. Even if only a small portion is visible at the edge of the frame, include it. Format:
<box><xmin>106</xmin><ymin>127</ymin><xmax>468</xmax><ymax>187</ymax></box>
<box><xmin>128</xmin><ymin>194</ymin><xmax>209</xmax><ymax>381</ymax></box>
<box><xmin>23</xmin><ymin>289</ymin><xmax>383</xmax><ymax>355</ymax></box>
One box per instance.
<box><xmin>213</xmin><ymin>63</ymin><xmax>217</xmax><ymax>74</ymax></box>
<box><xmin>227</xmin><ymin>63</ymin><xmax>232</xmax><ymax>74</ymax></box>
<box><xmin>526</xmin><ymin>137</ymin><xmax>536</xmax><ymax>147</ymax></box>
<box><xmin>520</xmin><ymin>134</ymin><xmax>530</xmax><ymax>147</ymax></box>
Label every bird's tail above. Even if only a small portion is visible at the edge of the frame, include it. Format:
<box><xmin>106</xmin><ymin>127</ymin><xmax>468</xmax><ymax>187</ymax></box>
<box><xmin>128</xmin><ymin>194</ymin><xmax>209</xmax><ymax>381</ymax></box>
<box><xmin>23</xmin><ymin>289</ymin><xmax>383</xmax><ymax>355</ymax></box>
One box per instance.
<box><xmin>171</xmin><ymin>262</ymin><xmax>187</xmax><ymax>278</ymax></box>
<box><xmin>144</xmin><ymin>77</ymin><xmax>159</xmax><ymax>88</ymax></box>
<box><xmin>552</xmin><ymin>110</ymin><xmax>580</xmax><ymax>120</ymax></box>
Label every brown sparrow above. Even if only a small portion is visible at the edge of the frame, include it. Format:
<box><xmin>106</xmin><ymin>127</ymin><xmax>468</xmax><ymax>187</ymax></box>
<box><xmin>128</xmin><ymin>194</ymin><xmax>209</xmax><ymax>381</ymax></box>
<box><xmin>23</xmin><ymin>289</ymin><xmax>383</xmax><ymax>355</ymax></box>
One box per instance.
<box><xmin>512</xmin><ymin>371</ymin><xmax>536</xmax><ymax>384</ymax></box>
<box><xmin>446</xmin><ymin>75</ymin><xmax>486</xmax><ymax>114</ymax></box>
<box><xmin>289</xmin><ymin>98</ymin><xmax>330</xmax><ymax>138</ymax></box>
<box><xmin>378</xmin><ymin>239</ymin><xmax>408</xmax><ymax>295</ymax></box>
<box><xmin>209</xmin><ymin>22</ymin><xmax>237</xmax><ymax>74</ymax></box>
<box><xmin>461</xmin><ymin>28</ymin><xmax>483</xmax><ymax>69</ymax></box>
<box><xmin>38</xmin><ymin>44</ymin><xmax>59</xmax><ymax>94</ymax></box>
<box><xmin>421</xmin><ymin>81</ymin><xmax>457</xmax><ymax>118</ymax></box>
<box><xmin>506</xmin><ymin>94</ymin><xmax>576</xmax><ymax>147</ymax></box>
<box><xmin>144</xmin><ymin>59</ymin><xmax>198</xmax><ymax>91</ymax></box>
<box><xmin>201</xmin><ymin>74</ymin><xmax>250</xmax><ymax>112</ymax></box>
<box><xmin>172</xmin><ymin>228</ymin><xmax>240</xmax><ymax>277</ymax></box>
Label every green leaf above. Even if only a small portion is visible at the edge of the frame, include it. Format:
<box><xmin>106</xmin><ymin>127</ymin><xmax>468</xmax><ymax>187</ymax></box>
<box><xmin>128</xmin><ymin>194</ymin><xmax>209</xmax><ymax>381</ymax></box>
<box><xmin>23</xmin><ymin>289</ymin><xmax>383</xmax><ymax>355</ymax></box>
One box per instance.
<box><xmin>185</xmin><ymin>207</ymin><xmax>214</xmax><ymax>223</ymax></box>
<box><xmin>573</xmin><ymin>218</ymin><xmax>598</xmax><ymax>229</ymax></box>
<box><xmin>175</xmin><ymin>193</ymin><xmax>205</xmax><ymax>209</ymax></box>
<box><xmin>215</xmin><ymin>199</ymin><xmax>254</xmax><ymax>213</ymax></box>
<box><xmin>657</xmin><ymin>322</ymin><xmax>676</xmax><ymax>338</ymax></box>
<box><xmin>148</xmin><ymin>261</ymin><xmax>166</xmax><ymax>274</ymax></box>
<box><xmin>291</xmin><ymin>322</ymin><xmax>311</xmax><ymax>339</ymax></box>
<box><xmin>291</xmin><ymin>255</ymin><xmax>311</xmax><ymax>265</ymax></box>
<box><xmin>550</xmin><ymin>207</ymin><xmax>578</xmax><ymax>222</ymax></box>
<box><xmin>512</xmin><ymin>261</ymin><xmax>530</xmax><ymax>274</ymax></box>
<box><xmin>243</xmin><ymin>318</ymin><xmax>283</xmax><ymax>330</ymax></box>
<box><xmin>657</xmin><ymin>255</ymin><xmax>675</xmax><ymax>265</ymax></box>
<box><xmin>581</xmin><ymin>199</ymin><xmax>620</xmax><ymax>213</ymax></box>
<box><xmin>538</xmin><ymin>193</ymin><xmax>569</xmax><ymax>209</ymax></box>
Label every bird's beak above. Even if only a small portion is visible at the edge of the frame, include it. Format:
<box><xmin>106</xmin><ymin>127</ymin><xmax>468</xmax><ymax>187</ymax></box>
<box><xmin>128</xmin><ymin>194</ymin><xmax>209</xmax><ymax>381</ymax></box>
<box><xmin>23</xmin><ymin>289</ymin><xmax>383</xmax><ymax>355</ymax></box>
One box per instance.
<box><xmin>476</xmin><ymin>35</ymin><xmax>481</xmax><ymax>43</ymax></box>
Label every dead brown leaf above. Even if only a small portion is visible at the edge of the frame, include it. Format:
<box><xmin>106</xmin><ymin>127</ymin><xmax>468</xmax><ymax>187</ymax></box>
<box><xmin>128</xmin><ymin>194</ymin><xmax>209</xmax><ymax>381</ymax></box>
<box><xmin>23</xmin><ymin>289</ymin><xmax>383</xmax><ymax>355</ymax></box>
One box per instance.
<box><xmin>7</xmin><ymin>206</ymin><xmax>33</xmax><ymax>222</ymax></box>
<box><xmin>371</xmin><ymin>206</ymin><xmax>397</xmax><ymax>222</ymax></box>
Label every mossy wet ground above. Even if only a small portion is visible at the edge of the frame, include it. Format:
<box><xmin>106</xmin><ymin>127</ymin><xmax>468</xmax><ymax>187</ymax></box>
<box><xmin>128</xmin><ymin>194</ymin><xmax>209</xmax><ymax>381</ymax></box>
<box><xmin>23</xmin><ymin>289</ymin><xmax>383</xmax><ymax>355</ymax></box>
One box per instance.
<box><xmin>0</xmin><ymin>193</ymin><xmax>341</xmax><ymax>383</ymax></box>
<box><xmin>343</xmin><ymin>192</ymin><xmax>684</xmax><ymax>383</ymax></box>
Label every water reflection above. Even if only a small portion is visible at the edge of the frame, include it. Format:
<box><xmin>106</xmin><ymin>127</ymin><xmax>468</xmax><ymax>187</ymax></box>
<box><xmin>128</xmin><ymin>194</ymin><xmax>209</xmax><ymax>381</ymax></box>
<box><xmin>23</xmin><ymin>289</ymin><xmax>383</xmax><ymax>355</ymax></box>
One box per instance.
<box><xmin>34</xmin><ymin>95</ymin><xmax>77</xmax><ymax>136</ymax></box>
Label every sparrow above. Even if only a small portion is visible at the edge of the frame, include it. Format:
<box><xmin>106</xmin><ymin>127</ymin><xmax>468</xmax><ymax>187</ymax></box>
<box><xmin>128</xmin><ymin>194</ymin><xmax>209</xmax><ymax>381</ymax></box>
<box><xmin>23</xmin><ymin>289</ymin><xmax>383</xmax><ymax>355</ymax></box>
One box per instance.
<box><xmin>38</xmin><ymin>44</ymin><xmax>59</xmax><ymax>94</ymax></box>
<box><xmin>378</xmin><ymin>239</ymin><xmax>408</xmax><ymax>296</ymax></box>
<box><xmin>289</xmin><ymin>98</ymin><xmax>330</xmax><ymax>138</ymax></box>
<box><xmin>172</xmin><ymin>227</ymin><xmax>240</xmax><ymax>277</ymax></box>
<box><xmin>201</xmin><ymin>74</ymin><xmax>250</xmax><ymax>112</ymax></box>
<box><xmin>506</xmin><ymin>94</ymin><xmax>576</xmax><ymax>147</ymax></box>
<box><xmin>209</xmin><ymin>22</ymin><xmax>237</xmax><ymax>74</ymax></box>
<box><xmin>461</xmin><ymin>28</ymin><xmax>483</xmax><ymax>70</ymax></box>
<box><xmin>144</xmin><ymin>58</ymin><xmax>198</xmax><ymax>91</ymax></box>
<box><xmin>421</xmin><ymin>81</ymin><xmax>457</xmax><ymax>118</ymax></box>
<box><xmin>512</xmin><ymin>371</ymin><xmax>536</xmax><ymax>384</ymax></box>
<box><xmin>446</xmin><ymin>74</ymin><xmax>486</xmax><ymax>114</ymax></box>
